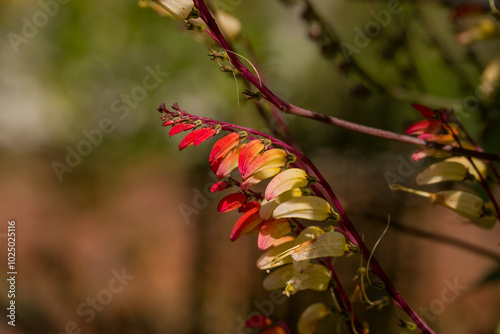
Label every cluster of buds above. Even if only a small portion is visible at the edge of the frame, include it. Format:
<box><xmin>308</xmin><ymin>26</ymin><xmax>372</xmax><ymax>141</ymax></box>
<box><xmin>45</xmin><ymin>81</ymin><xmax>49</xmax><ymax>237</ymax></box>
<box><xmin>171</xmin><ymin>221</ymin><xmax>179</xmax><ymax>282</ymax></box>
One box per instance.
<box><xmin>391</xmin><ymin>104</ymin><xmax>498</xmax><ymax>228</ymax></box>
<box><xmin>159</xmin><ymin>103</ymin><xmax>350</xmax><ymax>332</ymax></box>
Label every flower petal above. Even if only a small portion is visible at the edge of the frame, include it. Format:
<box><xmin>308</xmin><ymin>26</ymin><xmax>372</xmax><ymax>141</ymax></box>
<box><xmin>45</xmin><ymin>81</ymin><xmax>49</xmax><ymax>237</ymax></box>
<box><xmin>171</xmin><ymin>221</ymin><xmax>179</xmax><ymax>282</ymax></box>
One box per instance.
<box><xmin>405</xmin><ymin>120</ymin><xmax>441</xmax><ymax>136</ymax></box>
<box><xmin>169</xmin><ymin>123</ymin><xmax>194</xmax><ymax>137</ymax></box>
<box><xmin>230</xmin><ymin>205</ymin><xmax>262</xmax><ymax>241</ymax></box>
<box><xmin>155</xmin><ymin>0</ymin><xmax>195</xmax><ymax>20</ymax></box>
<box><xmin>240</xmin><ymin>167</ymin><xmax>281</xmax><ymax>191</ymax></box>
<box><xmin>178</xmin><ymin>128</ymin><xmax>205</xmax><ymax>150</ymax></box>
<box><xmin>210</xmin><ymin>181</ymin><xmax>229</xmax><ymax>193</ymax></box>
<box><xmin>430</xmin><ymin>190</ymin><xmax>485</xmax><ymax>220</ymax></box>
<box><xmin>260</xmin><ymin>188</ymin><xmax>304</xmax><ymax>220</ymax></box>
<box><xmin>256</xmin><ymin>238</ymin><xmax>296</xmax><ymax>270</ymax></box>
<box><xmin>289</xmin><ymin>231</ymin><xmax>346</xmax><ymax>261</ymax></box>
<box><xmin>258</xmin><ymin>219</ymin><xmax>291</xmax><ymax>250</ymax></box>
<box><xmin>263</xmin><ymin>263</ymin><xmax>331</xmax><ymax>296</ymax></box>
<box><xmin>415</xmin><ymin>161</ymin><xmax>468</xmax><ymax>185</ymax></box>
<box><xmin>273</xmin><ymin>196</ymin><xmax>336</xmax><ymax>221</ymax></box>
<box><xmin>238</xmin><ymin>139</ymin><xmax>265</xmax><ymax>176</ymax></box>
<box><xmin>209</xmin><ymin>132</ymin><xmax>241</xmax><ymax>163</ymax></box>
<box><xmin>445</xmin><ymin>157</ymin><xmax>488</xmax><ymax>182</ymax></box>
<box><xmin>411</xmin><ymin>148</ymin><xmax>452</xmax><ymax>161</ymax></box>
<box><xmin>257</xmin><ymin>226</ymin><xmax>324</xmax><ymax>270</ymax></box>
<box><xmin>217</xmin><ymin>193</ymin><xmax>247</xmax><ymax>213</ymax></box>
<box><xmin>411</xmin><ymin>103</ymin><xmax>438</xmax><ymax>119</ymax></box>
<box><xmin>242</xmin><ymin>149</ymin><xmax>287</xmax><ymax>180</ymax></box>
<box><xmin>193</xmin><ymin>127</ymin><xmax>216</xmax><ymax>146</ymax></box>
<box><xmin>215</xmin><ymin>144</ymin><xmax>244</xmax><ymax>179</ymax></box>
<box><xmin>265</xmin><ymin>168</ymin><xmax>309</xmax><ymax>200</ymax></box>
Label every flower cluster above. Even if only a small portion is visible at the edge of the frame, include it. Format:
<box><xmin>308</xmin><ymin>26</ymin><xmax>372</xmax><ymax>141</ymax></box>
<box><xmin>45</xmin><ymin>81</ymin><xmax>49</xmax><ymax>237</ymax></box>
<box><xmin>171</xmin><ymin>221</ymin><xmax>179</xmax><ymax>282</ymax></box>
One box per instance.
<box><xmin>159</xmin><ymin>103</ymin><xmax>348</xmax><ymax>300</ymax></box>
<box><xmin>391</xmin><ymin>104</ymin><xmax>498</xmax><ymax>228</ymax></box>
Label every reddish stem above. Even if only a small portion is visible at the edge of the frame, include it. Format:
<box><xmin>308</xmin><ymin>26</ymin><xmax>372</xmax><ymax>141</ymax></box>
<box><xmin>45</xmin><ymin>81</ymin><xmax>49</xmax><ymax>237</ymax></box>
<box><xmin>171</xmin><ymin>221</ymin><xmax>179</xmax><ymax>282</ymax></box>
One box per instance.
<box><xmin>193</xmin><ymin>0</ymin><xmax>500</xmax><ymax>163</ymax></box>
<box><xmin>164</xmin><ymin>103</ymin><xmax>435</xmax><ymax>333</ymax></box>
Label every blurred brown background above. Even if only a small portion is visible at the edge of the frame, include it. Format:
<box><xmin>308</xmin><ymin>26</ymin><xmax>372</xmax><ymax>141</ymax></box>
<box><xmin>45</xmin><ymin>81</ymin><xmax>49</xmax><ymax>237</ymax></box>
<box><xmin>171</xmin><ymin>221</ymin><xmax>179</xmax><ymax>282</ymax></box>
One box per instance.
<box><xmin>0</xmin><ymin>0</ymin><xmax>499</xmax><ymax>333</ymax></box>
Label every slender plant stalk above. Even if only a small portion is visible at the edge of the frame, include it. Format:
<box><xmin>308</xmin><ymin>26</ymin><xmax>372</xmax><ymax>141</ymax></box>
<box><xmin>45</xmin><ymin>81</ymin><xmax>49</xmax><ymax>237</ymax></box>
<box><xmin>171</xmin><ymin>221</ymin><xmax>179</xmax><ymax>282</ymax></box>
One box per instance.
<box><xmin>365</xmin><ymin>212</ymin><xmax>500</xmax><ymax>262</ymax></box>
<box><xmin>188</xmin><ymin>1</ymin><xmax>498</xmax><ymax>332</ymax></box>
<box><xmin>193</xmin><ymin>0</ymin><xmax>500</xmax><ymax>163</ymax></box>
<box><xmin>169</xmin><ymin>103</ymin><xmax>435</xmax><ymax>334</ymax></box>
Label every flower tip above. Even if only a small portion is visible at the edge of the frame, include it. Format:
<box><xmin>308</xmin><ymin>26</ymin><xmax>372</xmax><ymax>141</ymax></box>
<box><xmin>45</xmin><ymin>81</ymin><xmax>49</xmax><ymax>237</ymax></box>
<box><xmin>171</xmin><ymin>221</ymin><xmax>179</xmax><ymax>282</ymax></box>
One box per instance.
<box><xmin>411</xmin><ymin>103</ymin><xmax>436</xmax><ymax>119</ymax></box>
<box><xmin>210</xmin><ymin>181</ymin><xmax>228</xmax><ymax>193</ymax></box>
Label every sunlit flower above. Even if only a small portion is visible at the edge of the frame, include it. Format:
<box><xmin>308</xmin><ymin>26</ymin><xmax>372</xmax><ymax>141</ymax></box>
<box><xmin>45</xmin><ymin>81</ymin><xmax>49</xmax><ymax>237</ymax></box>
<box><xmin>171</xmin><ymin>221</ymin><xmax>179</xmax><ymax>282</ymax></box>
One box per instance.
<box><xmin>390</xmin><ymin>185</ymin><xmax>497</xmax><ymax>228</ymax></box>
<box><xmin>405</xmin><ymin>119</ymin><xmax>459</xmax><ymax>142</ymax></box>
<box><xmin>152</xmin><ymin>0</ymin><xmax>197</xmax><ymax>20</ymax></box>
<box><xmin>263</xmin><ymin>263</ymin><xmax>331</xmax><ymax>296</ymax></box>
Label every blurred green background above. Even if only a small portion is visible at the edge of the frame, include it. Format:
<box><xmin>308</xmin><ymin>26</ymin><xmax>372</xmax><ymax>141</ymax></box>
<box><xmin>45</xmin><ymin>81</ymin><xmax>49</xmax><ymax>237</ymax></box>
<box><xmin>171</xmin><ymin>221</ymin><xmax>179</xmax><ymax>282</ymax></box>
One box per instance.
<box><xmin>0</xmin><ymin>0</ymin><xmax>499</xmax><ymax>333</ymax></box>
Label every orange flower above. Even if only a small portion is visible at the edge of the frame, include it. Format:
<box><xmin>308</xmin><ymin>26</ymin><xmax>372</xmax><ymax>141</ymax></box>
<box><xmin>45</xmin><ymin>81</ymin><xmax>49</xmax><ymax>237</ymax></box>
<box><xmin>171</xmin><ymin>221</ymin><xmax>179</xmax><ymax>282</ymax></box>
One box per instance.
<box><xmin>238</xmin><ymin>139</ymin><xmax>265</xmax><ymax>176</ymax></box>
<box><xmin>230</xmin><ymin>204</ymin><xmax>263</xmax><ymax>241</ymax></box>
<box><xmin>214</xmin><ymin>144</ymin><xmax>245</xmax><ymax>179</ymax></box>
<box><xmin>405</xmin><ymin>120</ymin><xmax>459</xmax><ymax>142</ymax></box>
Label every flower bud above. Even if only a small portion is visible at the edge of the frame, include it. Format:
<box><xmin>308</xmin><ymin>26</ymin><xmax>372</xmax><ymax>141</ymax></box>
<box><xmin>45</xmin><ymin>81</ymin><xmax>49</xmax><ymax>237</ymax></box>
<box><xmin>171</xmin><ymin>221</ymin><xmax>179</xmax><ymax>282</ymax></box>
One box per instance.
<box><xmin>429</xmin><ymin>190</ymin><xmax>484</xmax><ymax>220</ymax></box>
<box><xmin>154</xmin><ymin>0</ymin><xmax>196</xmax><ymax>20</ymax></box>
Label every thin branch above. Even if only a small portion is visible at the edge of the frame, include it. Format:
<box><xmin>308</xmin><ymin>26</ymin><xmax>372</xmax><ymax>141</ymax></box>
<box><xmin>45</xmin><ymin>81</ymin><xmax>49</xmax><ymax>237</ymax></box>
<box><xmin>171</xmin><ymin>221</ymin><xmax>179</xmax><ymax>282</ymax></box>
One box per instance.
<box><xmin>193</xmin><ymin>0</ymin><xmax>500</xmax><ymax>162</ymax></box>
<box><xmin>366</xmin><ymin>213</ymin><xmax>500</xmax><ymax>262</ymax></box>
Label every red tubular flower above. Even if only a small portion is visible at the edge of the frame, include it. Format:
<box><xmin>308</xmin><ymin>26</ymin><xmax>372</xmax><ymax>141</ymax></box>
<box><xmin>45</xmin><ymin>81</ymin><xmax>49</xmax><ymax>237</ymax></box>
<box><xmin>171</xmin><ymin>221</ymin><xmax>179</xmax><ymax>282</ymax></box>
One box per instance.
<box><xmin>209</xmin><ymin>132</ymin><xmax>241</xmax><ymax>163</ymax></box>
<box><xmin>217</xmin><ymin>192</ymin><xmax>247</xmax><ymax>213</ymax></box>
<box><xmin>257</xmin><ymin>219</ymin><xmax>291</xmax><ymax>250</ymax></box>
<box><xmin>162</xmin><ymin>119</ymin><xmax>176</xmax><ymax>126</ymax></box>
<box><xmin>230</xmin><ymin>205</ymin><xmax>262</xmax><ymax>241</ymax></box>
<box><xmin>405</xmin><ymin>120</ymin><xmax>459</xmax><ymax>142</ymax></box>
<box><xmin>210</xmin><ymin>181</ymin><xmax>229</xmax><ymax>193</ymax></box>
<box><xmin>215</xmin><ymin>144</ymin><xmax>244</xmax><ymax>179</ymax></box>
<box><xmin>169</xmin><ymin>123</ymin><xmax>195</xmax><ymax>136</ymax></box>
<box><xmin>238</xmin><ymin>139</ymin><xmax>265</xmax><ymax>176</ymax></box>
<box><xmin>411</xmin><ymin>103</ymin><xmax>439</xmax><ymax>119</ymax></box>
<box><xmin>178</xmin><ymin>127</ymin><xmax>217</xmax><ymax>150</ymax></box>
<box><xmin>241</xmin><ymin>148</ymin><xmax>288</xmax><ymax>180</ymax></box>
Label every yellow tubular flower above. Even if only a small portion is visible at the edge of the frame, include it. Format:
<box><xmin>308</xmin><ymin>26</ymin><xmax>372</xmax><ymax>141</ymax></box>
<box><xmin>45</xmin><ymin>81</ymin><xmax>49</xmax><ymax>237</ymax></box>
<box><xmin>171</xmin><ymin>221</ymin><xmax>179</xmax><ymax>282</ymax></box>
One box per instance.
<box><xmin>153</xmin><ymin>0</ymin><xmax>195</xmax><ymax>20</ymax></box>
